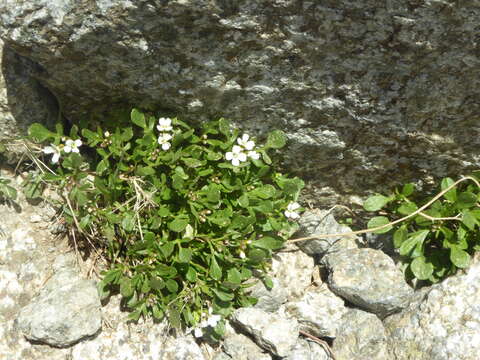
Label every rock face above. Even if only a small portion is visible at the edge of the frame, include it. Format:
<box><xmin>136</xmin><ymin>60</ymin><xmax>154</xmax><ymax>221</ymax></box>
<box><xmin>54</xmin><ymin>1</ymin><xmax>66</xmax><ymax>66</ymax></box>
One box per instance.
<box><xmin>1</xmin><ymin>1</ymin><xmax>479</xmax><ymax>202</ymax></box>
<box><xmin>0</xmin><ymin>40</ymin><xmax>57</xmax><ymax>160</ymax></box>
<box><xmin>321</xmin><ymin>247</ymin><xmax>413</xmax><ymax>318</ymax></box>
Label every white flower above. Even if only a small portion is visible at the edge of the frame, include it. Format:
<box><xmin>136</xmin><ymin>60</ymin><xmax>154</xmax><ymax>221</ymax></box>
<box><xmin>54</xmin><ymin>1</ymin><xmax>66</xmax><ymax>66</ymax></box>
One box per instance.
<box><xmin>207</xmin><ymin>314</ymin><xmax>221</xmax><ymax>327</ymax></box>
<box><xmin>42</xmin><ymin>144</ymin><xmax>61</xmax><ymax>164</ymax></box>
<box><xmin>247</xmin><ymin>150</ymin><xmax>260</xmax><ymax>160</ymax></box>
<box><xmin>237</xmin><ymin>134</ymin><xmax>255</xmax><ymax>151</ymax></box>
<box><xmin>239</xmin><ymin>251</ymin><xmax>246</xmax><ymax>259</ymax></box>
<box><xmin>157</xmin><ymin>133</ymin><xmax>172</xmax><ymax>150</ymax></box>
<box><xmin>64</xmin><ymin>139</ymin><xmax>82</xmax><ymax>153</ymax></box>
<box><xmin>104</xmin><ymin>131</ymin><xmax>110</xmax><ymax>137</ymax></box>
<box><xmin>225</xmin><ymin>145</ymin><xmax>247</xmax><ymax>166</ymax></box>
<box><xmin>193</xmin><ymin>327</ymin><xmax>203</xmax><ymax>338</ymax></box>
<box><xmin>157</xmin><ymin>117</ymin><xmax>173</xmax><ymax>132</ymax></box>
<box><xmin>285</xmin><ymin>202</ymin><xmax>301</xmax><ymax>219</ymax></box>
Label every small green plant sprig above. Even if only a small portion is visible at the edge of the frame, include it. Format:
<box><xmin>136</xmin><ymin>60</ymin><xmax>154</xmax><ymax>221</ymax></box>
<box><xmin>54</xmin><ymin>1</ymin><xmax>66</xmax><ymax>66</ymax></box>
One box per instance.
<box><xmin>0</xmin><ymin>177</ymin><xmax>17</xmax><ymax>203</ymax></box>
<box><xmin>27</xmin><ymin>109</ymin><xmax>304</xmax><ymax>338</ymax></box>
<box><xmin>363</xmin><ymin>174</ymin><xmax>480</xmax><ymax>284</ymax></box>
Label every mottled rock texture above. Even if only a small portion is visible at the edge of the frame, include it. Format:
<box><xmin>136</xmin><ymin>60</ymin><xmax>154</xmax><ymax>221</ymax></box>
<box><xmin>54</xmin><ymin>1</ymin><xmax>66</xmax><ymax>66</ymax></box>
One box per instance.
<box><xmin>384</xmin><ymin>260</ymin><xmax>480</xmax><ymax>360</ymax></box>
<box><xmin>1</xmin><ymin>1</ymin><xmax>479</xmax><ymax>203</ymax></box>
<box><xmin>0</xmin><ymin>40</ymin><xmax>57</xmax><ymax>160</ymax></box>
<box><xmin>16</xmin><ymin>268</ymin><xmax>102</xmax><ymax>348</ymax></box>
<box><xmin>322</xmin><ymin>247</ymin><xmax>413</xmax><ymax>318</ymax></box>
<box><xmin>332</xmin><ymin>309</ymin><xmax>393</xmax><ymax>360</ymax></box>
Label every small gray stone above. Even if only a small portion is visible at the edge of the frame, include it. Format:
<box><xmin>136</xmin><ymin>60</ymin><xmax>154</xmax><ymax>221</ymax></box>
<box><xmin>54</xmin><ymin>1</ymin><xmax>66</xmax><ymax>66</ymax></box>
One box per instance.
<box><xmin>250</xmin><ymin>278</ymin><xmax>288</xmax><ymax>313</ymax></box>
<box><xmin>162</xmin><ymin>336</ymin><xmax>205</xmax><ymax>360</ymax></box>
<box><xmin>16</xmin><ymin>270</ymin><xmax>102</xmax><ymax>347</ymax></box>
<box><xmin>222</xmin><ymin>332</ymin><xmax>272</xmax><ymax>360</ymax></box>
<box><xmin>285</xmin><ymin>285</ymin><xmax>349</xmax><ymax>338</ymax></box>
<box><xmin>270</xmin><ymin>249</ymin><xmax>316</xmax><ymax>300</ymax></box>
<box><xmin>285</xmin><ymin>338</ymin><xmax>331</xmax><ymax>360</ymax></box>
<box><xmin>332</xmin><ymin>309</ymin><xmax>393</xmax><ymax>360</ymax></box>
<box><xmin>296</xmin><ymin>210</ymin><xmax>358</xmax><ymax>257</ymax></box>
<box><xmin>322</xmin><ymin>248</ymin><xmax>413</xmax><ymax>318</ymax></box>
<box><xmin>232</xmin><ymin>308</ymin><xmax>299</xmax><ymax>358</ymax></box>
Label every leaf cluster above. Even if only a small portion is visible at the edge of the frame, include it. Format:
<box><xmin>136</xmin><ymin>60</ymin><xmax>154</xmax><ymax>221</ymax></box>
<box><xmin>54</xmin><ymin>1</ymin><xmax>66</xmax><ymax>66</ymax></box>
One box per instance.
<box><xmin>364</xmin><ymin>175</ymin><xmax>480</xmax><ymax>284</ymax></box>
<box><xmin>27</xmin><ymin>109</ymin><xmax>304</xmax><ymax>333</ymax></box>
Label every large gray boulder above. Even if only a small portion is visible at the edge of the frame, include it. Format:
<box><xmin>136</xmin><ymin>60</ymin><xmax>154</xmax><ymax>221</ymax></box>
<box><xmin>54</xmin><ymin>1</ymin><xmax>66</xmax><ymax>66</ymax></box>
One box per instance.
<box><xmin>1</xmin><ymin>1</ymin><xmax>479</xmax><ymax>202</ymax></box>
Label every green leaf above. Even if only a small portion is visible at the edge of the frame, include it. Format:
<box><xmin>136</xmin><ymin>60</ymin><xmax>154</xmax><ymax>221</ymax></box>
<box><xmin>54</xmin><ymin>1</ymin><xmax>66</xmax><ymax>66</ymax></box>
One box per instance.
<box><xmin>450</xmin><ymin>247</ymin><xmax>470</xmax><ymax>268</ymax></box>
<box><xmin>120</xmin><ymin>278</ymin><xmax>134</xmax><ymax>298</ymax></box>
<box><xmin>363</xmin><ymin>195</ymin><xmax>392</xmax><ymax>212</ymax></box>
<box><xmin>127</xmin><ymin>309</ymin><xmax>142</xmax><ymax>322</ymax></box>
<box><xmin>210</xmin><ymin>256</ymin><xmax>222</xmax><ymax>281</ymax></box>
<box><xmin>401</xmin><ymin>183</ymin><xmax>415</xmax><ymax>197</ymax></box>
<box><xmin>121</xmin><ymin>213</ymin><xmax>135</xmax><ymax>232</ymax></box>
<box><xmin>171</xmin><ymin>173</ymin><xmax>184</xmax><ymax>190</ymax></box>
<box><xmin>399</xmin><ymin>230</ymin><xmax>429</xmax><ymax>257</ymax></box>
<box><xmin>247</xmin><ymin>249</ymin><xmax>266</xmax><ymax>264</ymax></box>
<box><xmin>456</xmin><ymin>192</ymin><xmax>477</xmax><ymax>209</ymax></box>
<box><xmin>121</xmin><ymin>127</ymin><xmax>134</xmax><ymax>142</ymax></box>
<box><xmin>186</xmin><ymin>267</ymin><xmax>197</xmax><ymax>282</ymax></box>
<box><xmin>168</xmin><ymin>217</ymin><xmax>189</xmax><ymax>232</ymax></box>
<box><xmin>397</xmin><ymin>201</ymin><xmax>418</xmax><ymax>215</ymax></box>
<box><xmin>168</xmin><ymin>307</ymin><xmax>182</xmax><ymax>329</ymax></box>
<box><xmin>461</xmin><ymin>210</ymin><xmax>478</xmax><ymax>231</ymax></box>
<box><xmin>96</xmin><ymin>159</ymin><xmax>109</xmax><ymax>174</ymax></box>
<box><xmin>263</xmin><ymin>276</ymin><xmax>274</xmax><ymax>290</ymax></box>
<box><xmin>441</xmin><ymin>177</ymin><xmax>456</xmax><ymax>202</ymax></box>
<box><xmin>131</xmin><ymin>108</ymin><xmax>146</xmax><ymax>128</ymax></box>
<box><xmin>178</xmin><ymin>247</ymin><xmax>192</xmax><ymax>263</ymax></box>
<box><xmin>160</xmin><ymin>243</ymin><xmax>175</xmax><ymax>258</ymax></box>
<box><xmin>410</xmin><ymin>256</ymin><xmax>434</xmax><ymax>280</ymax></box>
<box><xmin>149</xmin><ymin>277</ymin><xmax>165</xmax><ymax>290</ymax></box>
<box><xmin>238</xmin><ymin>194</ymin><xmax>249</xmax><ymax>208</ymax></box>
<box><xmin>393</xmin><ymin>226</ymin><xmax>408</xmax><ymax>248</ymax></box>
<box><xmin>218</xmin><ymin>118</ymin><xmax>231</xmax><ymax>136</ymax></box>
<box><xmin>227</xmin><ymin>268</ymin><xmax>242</xmax><ymax>285</ymax></box>
<box><xmin>252</xmin><ymin>236</ymin><xmax>284</xmax><ymax>250</ymax></box>
<box><xmin>367</xmin><ymin>216</ymin><xmax>392</xmax><ymax>234</ymax></box>
<box><xmin>266</xmin><ymin>130</ymin><xmax>287</xmax><ymax>149</ymax></box>
<box><xmin>28</xmin><ymin>123</ymin><xmax>54</xmax><ymax>142</ymax></box>
<box><xmin>261</xmin><ymin>151</ymin><xmax>272</xmax><ymax>165</ymax></box>
<box><xmin>251</xmin><ymin>185</ymin><xmax>276</xmax><ymax>199</ymax></box>
<box><xmin>136</xmin><ymin>166</ymin><xmax>155</xmax><ymax>176</ymax></box>
<box><xmin>166</xmin><ymin>279</ymin><xmax>179</xmax><ymax>293</ymax></box>
<box><xmin>213</xmin><ymin>288</ymin><xmax>234</xmax><ymax>301</ymax></box>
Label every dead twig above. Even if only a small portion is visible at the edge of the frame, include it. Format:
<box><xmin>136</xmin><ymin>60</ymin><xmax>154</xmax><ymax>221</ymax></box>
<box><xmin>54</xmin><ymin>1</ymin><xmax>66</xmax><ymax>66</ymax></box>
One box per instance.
<box><xmin>299</xmin><ymin>330</ymin><xmax>336</xmax><ymax>360</ymax></box>
<box><xmin>288</xmin><ymin>176</ymin><xmax>480</xmax><ymax>244</ymax></box>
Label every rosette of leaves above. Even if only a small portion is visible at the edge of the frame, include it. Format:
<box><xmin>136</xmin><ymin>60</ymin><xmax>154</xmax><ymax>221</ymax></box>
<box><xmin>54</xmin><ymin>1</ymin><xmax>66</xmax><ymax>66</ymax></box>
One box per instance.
<box><xmin>27</xmin><ymin>109</ymin><xmax>304</xmax><ymax>335</ymax></box>
<box><xmin>364</xmin><ymin>175</ymin><xmax>480</xmax><ymax>285</ymax></box>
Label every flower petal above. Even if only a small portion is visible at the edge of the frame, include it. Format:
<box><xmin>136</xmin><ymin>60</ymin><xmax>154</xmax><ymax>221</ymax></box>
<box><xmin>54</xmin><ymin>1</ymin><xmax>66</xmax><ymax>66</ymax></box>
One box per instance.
<box><xmin>52</xmin><ymin>153</ymin><xmax>60</xmax><ymax>163</ymax></box>
<box><xmin>238</xmin><ymin>152</ymin><xmax>247</xmax><ymax>162</ymax></box>
<box><xmin>43</xmin><ymin>146</ymin><xmax>55</xmax><ymax>154</ymax></box>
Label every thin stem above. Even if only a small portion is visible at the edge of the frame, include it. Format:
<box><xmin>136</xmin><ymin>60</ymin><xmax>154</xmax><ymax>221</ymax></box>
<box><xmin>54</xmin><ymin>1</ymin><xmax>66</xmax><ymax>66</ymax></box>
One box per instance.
<box><xmin>288</xmin><ymin>176</ymin><xmax>479</xmax><ymax>244</ymax></box>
